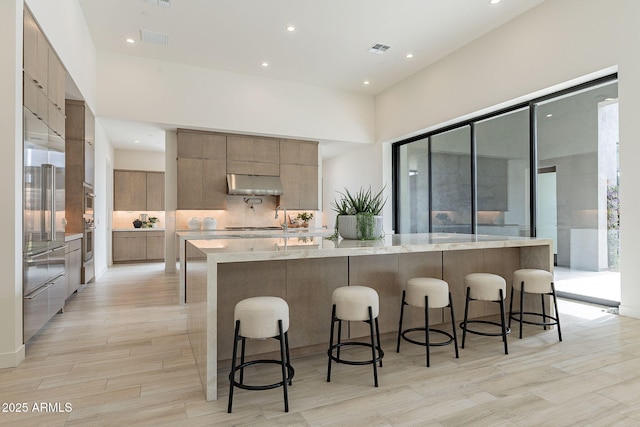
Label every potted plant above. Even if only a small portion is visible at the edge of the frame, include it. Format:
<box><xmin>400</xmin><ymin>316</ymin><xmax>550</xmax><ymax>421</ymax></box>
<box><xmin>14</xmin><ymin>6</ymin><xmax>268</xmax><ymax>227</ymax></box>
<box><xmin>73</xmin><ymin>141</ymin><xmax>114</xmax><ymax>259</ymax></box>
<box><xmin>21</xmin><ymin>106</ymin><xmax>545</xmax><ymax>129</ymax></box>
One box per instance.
<box><xmin>331</xmin><ymin>186</ymin><xmax>386</xmax><ymax>240</ymax></box>
<box><xmin>296</xmin><ymin>212</ymin><xmax>314</xmax><ymax>228</ymax></box>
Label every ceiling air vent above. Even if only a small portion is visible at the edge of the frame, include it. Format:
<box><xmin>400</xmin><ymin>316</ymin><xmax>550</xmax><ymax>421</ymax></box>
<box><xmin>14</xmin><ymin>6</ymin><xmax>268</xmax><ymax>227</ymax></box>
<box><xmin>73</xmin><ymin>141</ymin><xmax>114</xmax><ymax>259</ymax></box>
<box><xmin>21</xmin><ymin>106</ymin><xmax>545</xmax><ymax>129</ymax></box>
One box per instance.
<box><xmin>140</xmin><ymin>29</ymin><xmax>169</xmax><ymax>45</ymax></box>
<box><xmin>144</xmin><ymin>0</ymin><xmax>171</xmax><ymax>6</ymax></box>
<box><xmin>368</xmin><ymin>43</ymin><xmax>390</xmax><ymax>54</ymax></box>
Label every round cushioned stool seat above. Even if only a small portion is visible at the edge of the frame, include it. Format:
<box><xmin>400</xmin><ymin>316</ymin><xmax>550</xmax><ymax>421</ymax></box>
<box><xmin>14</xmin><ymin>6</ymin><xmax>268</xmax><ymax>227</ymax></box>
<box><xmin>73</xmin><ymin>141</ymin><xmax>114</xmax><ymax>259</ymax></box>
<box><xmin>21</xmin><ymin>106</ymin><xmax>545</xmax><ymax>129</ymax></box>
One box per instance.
<box><xmin>513</xmin><ymin>269</ymin><xmax>553</xmax><ymax>293</ymax></box>
<box><xmin>234</xmin><ymin>296</ymin><xmax>289</xmax><ymax>339</ymax></box>
<box><xmin>465</xmin><ymin>273</ymin><xmax>507</xmax><ymax>301</ymax></box>
<box><xmin>406</xmin><ymin>278</ymin><xmax>449</xmax><ymax>308</ymax></box>
<box><xmin>332</xmin><ymin>286</ymin><xmax>379</xmax><ymax>321</ymax></box>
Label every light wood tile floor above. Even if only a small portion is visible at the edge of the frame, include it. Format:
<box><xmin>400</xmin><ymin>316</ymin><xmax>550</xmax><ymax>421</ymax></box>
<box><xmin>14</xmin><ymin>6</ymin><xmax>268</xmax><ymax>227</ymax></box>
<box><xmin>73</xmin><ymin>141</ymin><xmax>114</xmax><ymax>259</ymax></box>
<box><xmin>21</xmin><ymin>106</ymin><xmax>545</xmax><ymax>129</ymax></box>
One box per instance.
<box><xmin>2</xmin><ymin>263</ymin><xmax>640</xmax><ymax>426</ymax></box>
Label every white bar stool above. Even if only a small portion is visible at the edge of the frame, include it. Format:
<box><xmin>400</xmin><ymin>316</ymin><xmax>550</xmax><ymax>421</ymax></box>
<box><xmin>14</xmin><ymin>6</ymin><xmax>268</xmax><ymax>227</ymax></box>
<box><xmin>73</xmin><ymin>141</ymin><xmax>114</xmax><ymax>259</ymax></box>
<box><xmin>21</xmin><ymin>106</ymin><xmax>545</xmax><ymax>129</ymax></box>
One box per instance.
<box><xmin>461</xmin><ymin>273</ymin><xmax>509</xmax><ymax>354</ymax></box>
<box><xmin>327</xmin><ymin>286</ymin><xmax>383</xmax><ymax>387</ymax></box>
<box><xmin>509</xmin><ymin>269</ymin><xmax>562</xmax><ymax>341</ymax></box>
<box><xmin>396</xmin><ymin>278</ymin><xmax>459</xmax><ymax>367</ymax></box>
<box><xmin>227</xmin><ymin>296</ymin><xmax>294</xmax><ymax>413</ymax></box>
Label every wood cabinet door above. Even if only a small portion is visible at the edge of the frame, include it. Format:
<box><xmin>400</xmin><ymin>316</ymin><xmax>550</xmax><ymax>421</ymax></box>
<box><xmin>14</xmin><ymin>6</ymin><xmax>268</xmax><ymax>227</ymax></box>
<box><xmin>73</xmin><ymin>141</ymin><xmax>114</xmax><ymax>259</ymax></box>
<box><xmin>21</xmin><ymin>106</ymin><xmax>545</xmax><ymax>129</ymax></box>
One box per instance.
<box><xmin>114</xmin><ymin>171</ymin><xmax>147</xmax><ymax>211</ymax></box>
<box><xmin>254</xmin><ymin>138</ymin><xmax>279</xmax><ymax>164</ymax></box>
<box><xmin>299</xmin><ymin>142</ymin><xmax>319</xmax><ymax>166</ymax></box>
<box><xmin>298</xmin><ymin>165</ymin><xmax>318</xmax><ymax>209</ymax></box>
<box><xmin>202</xmin><ymin>159</ymin><xmax>227</xmax><ymax>209</ymax></box>
<box><xmin>36</xmin><ymin>29</ymin><xmax>48</xmax><ymax>95</ymax></box>
<box><xmin>113</xmin><ymin>233</ymin><xmax>147</xmax><ymax>262</ymax></box>
<box><xmin>279</xmin><ymin>164</ymin><xmax>299</xmax><ymax>209</ymax></box>
<box><xmin>177</xmin><ymin>131</ymin><xmax>203</xmax><ymax>158</ymax></box>
<box><xmin>146</xmin><ymin>232</ymin><xmax>165</xmax><ymax>260</ymax></box>
<box><xmin>202</xmin><ymin>134</ymin><xmax>227</xmax><ymax>159</ymax></box>
<box><xmin>226</xmin><ymin>136</ymin><xmax>254</xmax><ymax>161</ymax></box>
<box><xmin>279</xmin><ymin>140</ymin><xmax>300</xmax><ymax>164</ymax></box>
<box><xmin>23</xmin><ymin>10</ymin><xmax>38</xmax><ymax>80</ymax></box>
<box><xmin>177</xmin><ymin>158</ymin><xmax>203</xmax><ymax>209</ymax></box>
<box><xmin>146</xmin><ymin>172</ymin><xmax>165</xmax><ymax>211</ymax></box>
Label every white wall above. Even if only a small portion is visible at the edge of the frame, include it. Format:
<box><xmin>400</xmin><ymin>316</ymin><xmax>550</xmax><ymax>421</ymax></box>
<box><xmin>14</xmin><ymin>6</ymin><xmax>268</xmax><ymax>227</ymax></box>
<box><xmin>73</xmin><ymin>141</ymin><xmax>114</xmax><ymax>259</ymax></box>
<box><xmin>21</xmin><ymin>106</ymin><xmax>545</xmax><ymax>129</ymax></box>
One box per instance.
<box><xmin>94</xmin><ymin>119</ymin><xmax>114</xmax><ymax>279</ymax></box>
<box><xmin>375</xmin><ymin>0</ymin><xmax>640</xmax><ymax>317</ymax></box>
<box><xmin>0</xmin><ymin>0</ymin><xmax>25</xmax><ymax>368</ymax></box>
<box><xmin>96</xmin><ymin>51</ymin><xmax>375</xmax><ymax>146</ymax></box>
<box><xmin>114</xmin><ymin>149</ymin><xmax>165</xmax><ymax>172</ymax></box>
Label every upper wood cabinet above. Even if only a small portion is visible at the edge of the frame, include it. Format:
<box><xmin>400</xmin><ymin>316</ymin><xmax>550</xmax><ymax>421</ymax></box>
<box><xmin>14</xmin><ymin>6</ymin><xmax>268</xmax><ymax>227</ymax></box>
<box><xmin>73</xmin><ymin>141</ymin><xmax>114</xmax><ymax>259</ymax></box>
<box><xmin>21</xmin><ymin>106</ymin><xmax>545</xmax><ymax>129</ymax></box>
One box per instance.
<box><xmin>23</xmin><ymin>8</ymin><xmax>66</xmax><ymax>137</ymax></box>
<box><xmin>177</xmin><ymin>130</ymin><xmax>227</xmax><ymax>210</ymax></box>
<box><xmin>227</xmin><ymin>136</ymin><xmax>280</xmax><ymax>176</ymax></box>
<box><xmin>65</xmin><ymin>100</ymin><xmax>95</xmax><ymax>186</ymax></box>
<box><xmin>280</xmin><ymin>139</ymin><xmax>318</xmax><ymax>166</ymax></box>
<box><xmin>114</xmin><ymin>170</ymin><xmax>165</xmax><ymax>211</ymax></box>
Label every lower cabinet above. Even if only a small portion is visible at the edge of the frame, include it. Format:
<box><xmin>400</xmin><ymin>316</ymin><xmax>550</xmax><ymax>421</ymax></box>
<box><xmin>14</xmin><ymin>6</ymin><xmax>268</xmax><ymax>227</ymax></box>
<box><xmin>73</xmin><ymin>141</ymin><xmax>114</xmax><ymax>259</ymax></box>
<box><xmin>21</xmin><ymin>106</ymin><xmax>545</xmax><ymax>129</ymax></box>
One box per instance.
<box><xmin>23</xmin><ymin>275</ymin><xmax>66</xmax><ymax>342</ymax></box>
<box><xmin>113</xmin><ymin>231</ymin><xmax>165</xmax><ymax>263</ymax></box>
<box><xmin>65</xmin><ymin>238</ymin><xmax>82</xmax><ymax>298</ymax></box>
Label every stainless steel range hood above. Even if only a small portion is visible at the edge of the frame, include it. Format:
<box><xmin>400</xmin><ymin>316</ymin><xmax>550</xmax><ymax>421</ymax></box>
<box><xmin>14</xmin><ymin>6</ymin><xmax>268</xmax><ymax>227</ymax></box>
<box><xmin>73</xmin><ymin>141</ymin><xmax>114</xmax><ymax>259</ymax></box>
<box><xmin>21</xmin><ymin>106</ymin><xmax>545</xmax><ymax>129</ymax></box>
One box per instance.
<box><xmin>227</xmin><ymin>173</ymin><xmax>284</xmax><ymax>196</ymax></box>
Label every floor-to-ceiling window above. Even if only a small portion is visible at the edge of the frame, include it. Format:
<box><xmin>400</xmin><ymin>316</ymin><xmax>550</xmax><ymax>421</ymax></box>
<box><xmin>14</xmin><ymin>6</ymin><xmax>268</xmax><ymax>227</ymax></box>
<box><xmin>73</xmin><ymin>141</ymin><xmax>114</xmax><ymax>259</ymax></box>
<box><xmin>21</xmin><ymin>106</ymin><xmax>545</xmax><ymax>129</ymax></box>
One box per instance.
<box><xmin>431</xmin><ymin>126</ymin><xmax>471</xmax><ymax>233</ymax></box>
<box><xmin>393</xmin><ymin>75</ymin><xmax>619</xmax><ymax>305</ymax></box>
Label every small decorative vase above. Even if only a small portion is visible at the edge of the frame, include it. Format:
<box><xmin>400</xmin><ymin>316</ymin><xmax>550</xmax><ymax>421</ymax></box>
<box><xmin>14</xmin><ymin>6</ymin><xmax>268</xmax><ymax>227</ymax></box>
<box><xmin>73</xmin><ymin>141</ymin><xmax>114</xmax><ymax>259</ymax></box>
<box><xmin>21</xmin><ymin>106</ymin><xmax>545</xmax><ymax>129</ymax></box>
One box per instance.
<box><xmin>188</xmin><ymin>217</ymin><xmax>201</xmax><ymax>230</ymax></box>
<box><xmin>133</xmin><ymin>219</ymin><xmax>143</xmax><ymax>228</ymax></box>
<box><xmin>203</xmin><ymin>217</ymin><xmax>217</xmax><ymax>230</ymax></box>
<box><xmin>151</xmin><ymin>222</ymin><xmax>158</xmax><ymax>228</ymax></box>
<box><xmin>337</xmin><ymin>215</ymin><xmax>383</xmax><ymax>240</ymax></box>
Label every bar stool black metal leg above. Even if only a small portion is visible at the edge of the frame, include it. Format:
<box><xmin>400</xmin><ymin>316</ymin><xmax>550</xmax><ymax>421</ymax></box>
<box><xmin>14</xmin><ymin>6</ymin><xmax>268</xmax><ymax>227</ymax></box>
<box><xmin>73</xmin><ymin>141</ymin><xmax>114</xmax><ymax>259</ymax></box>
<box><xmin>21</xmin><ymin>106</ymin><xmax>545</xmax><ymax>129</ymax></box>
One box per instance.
<box><xmin>499</xmin><ymin>289</ymin><xmax>508</xmax><ymax>355</ymax></box>
<box><xmin>519</xmin><ymin>282</ymin><xmax>525</xmax><ymax>339</ymax></box>
<box><xmin>284</xmin><ymin>330</ymin><xmax>293</xmax><ymax>385</ymax></box>
<box><xmin>375</xmin><ymin>317</ymin><xmax>382</xmax><ymax>367</ymax></box>
<box><xmin>228</xmin><ymin>320</ymin><xmax>240</xmax><ymax>413</ymax></box>
<box><xmin>425</xmin><ymin>295</ymin><xmax>430</xmax><ymax>367</ymax></box>
<box><xmin>397</xmin><ymin>290</ymin><xmax>406</xmax><ymax>353</ymax></box>
<box><xmin>462</xmin><ymin>287</ymin><xmax>471</xmax><ymax>349</ymax></box>
<box><xmin>541</xmin><ymin>293</ymin><xmax>547</xmax><ymax>330</ymax></box>
<box><xmin>277</xmin><ymin>320</ymin><xmax>289</xmax><ymax>413</ymax></box>
<box><xmin>368</xmin><ymin>306</ymin><xmax>379</xmax><ymax>387</ymax></box>
<box><xmin>327</xmin><ymin>304</ymin><xmax>336</xmax><ymax>382</ymax></box>
<box><xmin>508</xmin><ymin>286</ymin><xmax>515</xmax><ymax>331</ymax></box>
<box><xmin>552</xmin><ymin>283</ymin><xmax>563</xmax><ymax>341</ymax></box>
<box><xmin>449</xmin><ymin>292</ymin><xmax>459</xmax><ymax>359</ymax></box>
<box><xmin>337</xmin><ymin>317</ymin><xmax>343</xmax><ymax>361</ymax></box>
<box><xmin>239</xmin><ymin>336</ymin><xmax>246</xmax><ymax>385</ymax></box>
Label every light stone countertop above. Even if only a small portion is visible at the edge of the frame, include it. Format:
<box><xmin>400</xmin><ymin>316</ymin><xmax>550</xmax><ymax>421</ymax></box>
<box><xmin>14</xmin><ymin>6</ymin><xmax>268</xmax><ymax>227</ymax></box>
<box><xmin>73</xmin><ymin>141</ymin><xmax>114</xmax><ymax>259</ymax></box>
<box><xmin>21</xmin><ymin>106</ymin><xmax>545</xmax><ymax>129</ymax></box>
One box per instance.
<box><xmin>113</xmin><ymin>228</ymin><xmax>166</xmax><ymax>232</ymax></box>
<box><xmin>189</xmin><ymin>233</ymin><xmax>552</xmax><ymax>263</ymax></box>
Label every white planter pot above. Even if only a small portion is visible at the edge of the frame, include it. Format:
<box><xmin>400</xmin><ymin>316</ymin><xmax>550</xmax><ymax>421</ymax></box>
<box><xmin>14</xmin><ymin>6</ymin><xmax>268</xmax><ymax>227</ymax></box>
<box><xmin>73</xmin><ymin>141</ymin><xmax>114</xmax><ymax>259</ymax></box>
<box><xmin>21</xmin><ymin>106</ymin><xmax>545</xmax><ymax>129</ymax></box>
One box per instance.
<box><xmin>337</xmin><ymin>215</ymin><xmax>383</xmax><ymax>240</ymax></box>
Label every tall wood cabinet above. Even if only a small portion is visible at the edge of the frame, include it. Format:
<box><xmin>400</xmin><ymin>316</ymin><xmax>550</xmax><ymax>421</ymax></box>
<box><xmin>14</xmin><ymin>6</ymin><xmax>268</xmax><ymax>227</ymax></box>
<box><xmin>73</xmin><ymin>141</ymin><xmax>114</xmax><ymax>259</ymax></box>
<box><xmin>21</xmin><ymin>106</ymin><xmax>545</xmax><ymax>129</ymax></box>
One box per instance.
<box><xmin>114</xmin><ymin>170</ymin><xmax>165</xmax><ymax>211</ymax></box>
<box><xmin>177</xmin><ymin>130</ymin><xmax>227</xmax><ymax>210</ymax></box>
<box><xmin>279</xmin><ymin>140</ymin><xmax>319</xmax><ymax>209</ymax></box>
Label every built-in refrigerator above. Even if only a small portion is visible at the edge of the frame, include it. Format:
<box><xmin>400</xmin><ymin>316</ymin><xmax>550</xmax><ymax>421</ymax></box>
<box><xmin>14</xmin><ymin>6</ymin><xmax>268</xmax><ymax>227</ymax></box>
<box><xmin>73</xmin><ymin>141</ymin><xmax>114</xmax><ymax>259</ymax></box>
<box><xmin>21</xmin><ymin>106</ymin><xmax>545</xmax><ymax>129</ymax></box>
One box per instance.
<box><xmin>23</xmin><ymin>106</ymin><xmax>67</xmax><ymax>342</ymax></box>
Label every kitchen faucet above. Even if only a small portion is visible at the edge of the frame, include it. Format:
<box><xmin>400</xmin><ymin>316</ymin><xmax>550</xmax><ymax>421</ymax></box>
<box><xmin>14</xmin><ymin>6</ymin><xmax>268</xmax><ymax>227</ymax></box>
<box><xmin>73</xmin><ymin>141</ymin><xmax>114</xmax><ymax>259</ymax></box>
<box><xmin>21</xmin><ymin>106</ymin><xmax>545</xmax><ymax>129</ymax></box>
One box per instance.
<box><xmin>275</xmin><ymin>205</ymin><xmax>288</xmax><ymax>231</ymax></box>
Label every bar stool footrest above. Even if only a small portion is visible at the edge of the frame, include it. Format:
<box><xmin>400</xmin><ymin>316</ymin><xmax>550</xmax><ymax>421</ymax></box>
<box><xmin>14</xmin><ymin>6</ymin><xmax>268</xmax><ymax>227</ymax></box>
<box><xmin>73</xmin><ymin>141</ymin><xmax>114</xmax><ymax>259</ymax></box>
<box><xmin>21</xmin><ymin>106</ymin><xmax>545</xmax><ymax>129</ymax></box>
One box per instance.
<box><xmin>460</xmin><ymin>320</ymin><xmax>510</xmax><ymax>337</ymax></box>
<box><xmin>400</xmin><ymin>327</ymin><xmax>455</xmax><ymax>347</ymax></box>
<box><xmin>510</xmin><ymin>311</ymin><xmax>559</xmax><ymax>327</ymax></box>
<box><xmin>328</xmin><ymin>342</ymin><xmax>384</xmax><ymax>366</ymax></box>
<box><xmin>229</xmin><ymin>359</ymin><xmax>295</xmax><ymax>391</ymax></box>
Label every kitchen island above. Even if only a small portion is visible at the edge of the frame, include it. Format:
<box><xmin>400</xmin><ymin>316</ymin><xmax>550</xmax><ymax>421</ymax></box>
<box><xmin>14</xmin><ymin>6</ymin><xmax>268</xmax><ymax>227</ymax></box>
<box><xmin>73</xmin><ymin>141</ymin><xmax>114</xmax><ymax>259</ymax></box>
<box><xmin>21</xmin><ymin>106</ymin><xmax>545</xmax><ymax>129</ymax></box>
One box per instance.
<box><xmin>185</xmin><ymin>233</ymin><xmax>552</xmax><ymax>401</ymax></box>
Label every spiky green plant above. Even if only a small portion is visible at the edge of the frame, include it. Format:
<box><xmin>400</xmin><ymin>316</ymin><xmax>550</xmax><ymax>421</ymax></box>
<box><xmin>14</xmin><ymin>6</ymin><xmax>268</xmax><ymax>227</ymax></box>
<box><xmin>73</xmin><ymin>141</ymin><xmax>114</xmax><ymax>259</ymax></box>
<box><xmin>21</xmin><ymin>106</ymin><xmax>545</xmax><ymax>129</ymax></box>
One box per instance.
<box><xmin>329</xmin><ymin>186</ymin><xmax>387</xmax><ymax>240</ymax></box>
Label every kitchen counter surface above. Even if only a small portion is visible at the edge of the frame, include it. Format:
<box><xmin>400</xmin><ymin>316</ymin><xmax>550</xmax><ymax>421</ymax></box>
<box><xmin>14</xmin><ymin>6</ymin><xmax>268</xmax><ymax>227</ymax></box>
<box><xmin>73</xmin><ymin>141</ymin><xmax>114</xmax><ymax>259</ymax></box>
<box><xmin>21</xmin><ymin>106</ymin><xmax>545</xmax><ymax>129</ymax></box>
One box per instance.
<box><xmin>188</xmin><ymin>233</ymin><xmax>550</xmax><ymax>262</ymax></box>
<box><xmin>113</xmin><ymin>228</ymin><xmax>166</xmax><ymax>232</ymax></box>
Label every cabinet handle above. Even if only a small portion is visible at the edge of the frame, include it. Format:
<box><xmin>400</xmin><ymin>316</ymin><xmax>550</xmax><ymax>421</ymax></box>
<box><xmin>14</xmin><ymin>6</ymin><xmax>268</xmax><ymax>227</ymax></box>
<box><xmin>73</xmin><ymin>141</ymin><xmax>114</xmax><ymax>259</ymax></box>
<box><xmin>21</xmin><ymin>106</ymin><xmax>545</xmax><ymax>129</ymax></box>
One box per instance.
<box><xmin>24</xmin><ymin>281</ymin><xmax>55</xmax><ymax>299</ymax></box>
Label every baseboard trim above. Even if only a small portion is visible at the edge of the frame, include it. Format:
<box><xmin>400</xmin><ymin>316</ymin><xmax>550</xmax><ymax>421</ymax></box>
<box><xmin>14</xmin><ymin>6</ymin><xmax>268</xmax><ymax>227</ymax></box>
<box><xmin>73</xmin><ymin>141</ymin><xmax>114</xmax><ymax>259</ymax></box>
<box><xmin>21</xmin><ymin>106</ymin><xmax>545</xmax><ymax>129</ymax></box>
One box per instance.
<box><xmin>0</xmin><ymin>344</ymin><xmax>25</xmax><ymax>368</ymax></box>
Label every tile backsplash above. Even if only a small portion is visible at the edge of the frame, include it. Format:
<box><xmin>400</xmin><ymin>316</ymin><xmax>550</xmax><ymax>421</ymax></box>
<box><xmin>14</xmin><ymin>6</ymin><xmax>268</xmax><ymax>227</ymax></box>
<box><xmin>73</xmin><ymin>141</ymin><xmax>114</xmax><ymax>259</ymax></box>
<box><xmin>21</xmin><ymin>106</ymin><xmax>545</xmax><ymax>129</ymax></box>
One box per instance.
<box><xmin>113</xmin><ymin>195</ymin><xmax>321</xmax><ymax>231</ymax></box>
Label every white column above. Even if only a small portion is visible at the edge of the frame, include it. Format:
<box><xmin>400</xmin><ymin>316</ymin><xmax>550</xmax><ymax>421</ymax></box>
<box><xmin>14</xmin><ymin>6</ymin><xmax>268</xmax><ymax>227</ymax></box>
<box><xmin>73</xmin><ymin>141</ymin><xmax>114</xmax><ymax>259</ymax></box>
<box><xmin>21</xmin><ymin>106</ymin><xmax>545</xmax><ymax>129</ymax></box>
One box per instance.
<box><xmin>0</xmin><ymin>0</ymin><xmax>25</xmax><ymax>368</ymax></box>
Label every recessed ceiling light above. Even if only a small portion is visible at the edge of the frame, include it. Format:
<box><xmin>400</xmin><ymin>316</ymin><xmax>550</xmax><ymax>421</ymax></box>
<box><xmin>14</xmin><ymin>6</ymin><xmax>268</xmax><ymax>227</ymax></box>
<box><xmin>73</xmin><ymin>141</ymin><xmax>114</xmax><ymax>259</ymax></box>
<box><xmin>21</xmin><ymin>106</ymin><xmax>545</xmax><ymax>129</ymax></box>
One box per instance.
<box><xmin>490</xmin><ymin>0</ymin><xmax>501</xmax><ymax>4</ymax></box>
<box><xmin>546</xmin><ymin>114</ymin><xmax>553</xmax><ymax>118</ymax></box>
<box><xmin>286</xmin><ymin>25</ymin><xmax>296</xmax><ymax>32</ymax></box>
<box><xmin>363</xmin><ymin>81</ymin><xmax>370</xmax><ymax>85</ymax></box>
<box><xmin>406</xmin><ymin>53</ymin><xmax>414</xmax><ymax>59</ymax></box>
<box><xmin>133</xmin><ymin>140</ymin><xmax>140</xmax><ymax>143</ymax></box>
<box><xmin>125</xmin><ymin>38</ymin><xmax>135</xmax><ymax>44</ymax></box>
<box><xmin>261</xmin><ymin>62</ymin><xmax>269</xmax><ymax>67</ymax></box>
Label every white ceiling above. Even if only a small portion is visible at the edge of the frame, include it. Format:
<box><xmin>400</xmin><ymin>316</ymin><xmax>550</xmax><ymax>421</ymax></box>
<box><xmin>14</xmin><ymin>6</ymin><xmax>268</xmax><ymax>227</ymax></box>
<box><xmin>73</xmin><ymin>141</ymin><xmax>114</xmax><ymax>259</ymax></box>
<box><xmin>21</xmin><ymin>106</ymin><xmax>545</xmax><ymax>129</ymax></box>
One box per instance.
<box><xmin>77</xmin><ymin>0</ymin><xmax>545</xmax><ymax>154</ymax></box>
